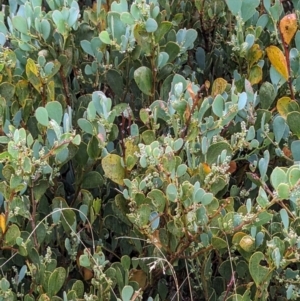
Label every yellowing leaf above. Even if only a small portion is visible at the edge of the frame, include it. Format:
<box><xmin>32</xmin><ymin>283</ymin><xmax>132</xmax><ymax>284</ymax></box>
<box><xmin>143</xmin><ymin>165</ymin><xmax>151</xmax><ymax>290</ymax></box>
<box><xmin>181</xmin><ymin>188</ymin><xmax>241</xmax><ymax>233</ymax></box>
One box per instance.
<box><xmin>204</xmin><ymin>80</ymin><xmax>210</xmax><ymax>90</ymax></box>
<box><xmin>279</xmin><ymin>13</ymin><xmax>297</xmax><ymax>46</ymax></box>
<box><xmin>102</xmin><ymin>154</ymin><xmax>125</xmax><ymax>185</ymax></box>
<box><xmin>26</xmin><ymin>58</ymin><xmax>42</xmax><ymax>92</ymax></box>
<box><xmin>0</xmin><ymin>213</ymin><xmax>6</xmax><ymax>234</ymax></box>
<box><xmin>277</xmin><ymin>96</ymin><xmax>299</xmax><ymax>119</ymax></box>
<box><xmin>248</xmin><ymin>65</ymin><xmax>262</xmax><ymax>85</ymax></box>
<box><xmin>211</xmin><ymin>78</ymin><xmax>227</xmax><ymax>97</ymax></box>
<box><xmin>239</xmin><ymin>235</ymin><xmax>255</xmax><ymax>252</ymax></box>
<box><xmin>47</xmin><ymin>80</ymin><xmax>55</xmax><ymax>101</ymax></box>
<box><xmin>266</xmin><ymin>46</ymin><xmax>289</xmax><ymax>81</ymax></box>
<box><xmin>247</xmin><ymin>44</ymin><xmax>263</xmax><ymax>68</ymax></box>
<box><xmin>129</xmin><ymin>269</ymin><xmax>147</xmax><ymax>290</ymax></box>
<box><xmin>125</xmin><ymin>140</ymin><xmax>138</xmax><ymax>171</ymax></box>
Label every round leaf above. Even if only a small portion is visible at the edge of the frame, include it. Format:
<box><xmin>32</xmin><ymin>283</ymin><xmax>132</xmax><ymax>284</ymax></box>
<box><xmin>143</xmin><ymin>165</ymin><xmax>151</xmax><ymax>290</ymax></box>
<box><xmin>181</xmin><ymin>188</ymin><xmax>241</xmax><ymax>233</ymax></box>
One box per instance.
<box><xmin>35</xmin><ymin>107</ymin><xmax>49</xmax><ymax>126</ymax></box>
<box><xmin>145</xmin><ymin>18</ymin><xmax>158</xmax><ymax>33</ymax></box>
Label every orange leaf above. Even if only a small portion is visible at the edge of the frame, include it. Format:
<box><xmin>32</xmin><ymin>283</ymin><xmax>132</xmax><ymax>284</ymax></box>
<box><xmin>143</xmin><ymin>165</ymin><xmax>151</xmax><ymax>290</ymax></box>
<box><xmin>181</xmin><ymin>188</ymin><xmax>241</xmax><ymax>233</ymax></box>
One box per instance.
<box><xmin>279</xmin><ymin>13</ymin><xmax>297</xmax><ymax>46</ymax></box>
<box><xmin>266</xmin><ymin>46</ymin><xmax>289</xmax><ymax>81</ymax></box>
<box><xmin>277</xmin><ymin>96</ymin><xmax>299</xmax><ymax>119</ymax></box>
<box><xmin>211</xmin><ymin>78</ymin><xmax>227</xmax><ymax>97</ymax></box>
<box><xmin>0</xmin><ymin>213</ymin><xmax>6</xmax><ymax>234</ymax></box>
<box><xmin>247</xmin><ymin>44</ymin><xmax>263</xmax><ymax>68</ymax></box>
<box><xmin>202</xmin><ymin>163</ymin><xmax>211</xmax><ymax>175</ymax></box>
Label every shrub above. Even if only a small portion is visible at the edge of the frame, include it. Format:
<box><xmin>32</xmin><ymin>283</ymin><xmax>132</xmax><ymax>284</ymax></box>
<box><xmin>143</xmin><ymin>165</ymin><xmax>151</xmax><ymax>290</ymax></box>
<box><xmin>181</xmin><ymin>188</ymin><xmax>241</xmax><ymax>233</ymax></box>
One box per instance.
<box><xmin>0</xmin><ymin>0</ymin><xmax>300</xmax><ymax>300</ymax></box>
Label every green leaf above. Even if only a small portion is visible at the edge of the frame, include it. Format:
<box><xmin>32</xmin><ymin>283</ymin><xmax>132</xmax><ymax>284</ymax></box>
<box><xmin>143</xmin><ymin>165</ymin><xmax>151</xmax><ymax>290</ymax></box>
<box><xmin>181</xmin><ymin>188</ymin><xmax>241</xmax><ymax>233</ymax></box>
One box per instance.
<box><xmin>287</xmin><ymin>111</ymin><xmax>300</xmax><ymax>138</ymax></box>
<box><xmin>4</xmin><ymin>224</ymin><xmax>20</xmax><ymax>246</ymax></box>
<box><xmin>40</xmin><ymin>19</ymin><xmax>51</xmax><ymax>40</ymax></box>
<box><xmin>134</xmin><ymin>66</ymin><xmax>153</xmax><ymax>96</ymax></box>
<box><xmin>225</xmin><ymin>0</ymin><xmax>242</xmax><ymax>15</ymax></box>
<box><xmin>165</xmin><ymin>41</ymin><xmax>180</xmax><ymax>62</ymax></box>
<box><xmin>241</xmin><ymin>0</ymin><xmax>260</xmax><ymax>22</ymax></box>
<box><xmin>277</xmin><ymin>183</ymin><xmax>290</xmax><ymax>199</ymax></box>
<box><xmin>166</xmin><ymin>183</ymin><xmax>177</xmax><ymax>202</ymax></box>
<box><xmin>148</xmin><ymin>189</ymin><xmax>166</xmax><ymax>212</ymax></box>
<box><xmin>78</xmin><ymin>119</ymin><xmax>94</xmax><ymax>135</ymax></box>
<box><xmin>206</xmin><ymin>141</ymin><xmax>232</xmax><ymax>165</ymax></box>
<box><xmin>81</xmin><ymin>171</ymin><xmax>103</xmax><ymax>189</ymax></box>
<box><xmin>106</xmin><ymin>69</ymin><xmax>124</xmax><ymax>97</ymax></box>
<box><xmin>102</xmin><ymin>154</ymin><xmax>125</xmax><ymax>185</ymax></box>
<box><xmin>211</xmin><ymin>237</ymin><xmax>227</xmax><ymax>249</ymax></box>
<box><xmin>154</xmin><ymin>21</ymin><xmax>172</xmax><ymax>42</ymax></box>
<box><xmin>46</xmin><ymin>101</ymin><xmax>63</xmax><ymax>124</ymax></box>
<box><xmin>72</xmin><ymin>280</ymin><xmax>84</xmax><ymax>298</ymax></box>
<box><xmin>280</xmin><ymin>209</ymin><xmax>289</xmax><ymax>231</ymax></box>
<box><xmin>35</xmin><ymin>107</ymin><xmax>49</xmax><ymax>126</ymax></box>
<box><xmin>120</xmin><ymin>12</ymin><xmax>135</xmax><ymax>25</ymax></box>
<box><xmin>145</xmin><ymin>18</ymin><xmax>158</xmax><ymax>33</ymax></box>
<box><xmin>87</xmin><ymin>136</ymin><xmax>101</xmax><ymax>159</ymax></box>
<box><xmin>212</xmin><ymin>95</ymin><xmax>224</xmax><ymax>118</ymax></box>
<box><xmin>99</xmin><ymin>31</ymin><xmax>111</xmax><ymax>44</ymax></box>
<box><xmin>48</xmin><ymin>267</ymin><xmax>66</xmax><ymax>297</ymax></box>
<box><xmin>270</xmin><ymin>167</ymin><xmax>287</xmax><ymax>190</ymax></box>
<box><xmin>249</xmin><ymin>252</ymin><xmax>270</xmax><ymax>286</ymax></box>
<box><xmin>81</xmin><ymin>40</ymin><xmax>94</xmax><ymax>56</ymax></box>
<box><xmin>12</xmin><ymin>16</ymin><xmax>28</xmax><ymax>34</ymax></box>
<box><xmin>0</xmin><ymin>83</ymin><xmax>15</xmax><ymax>101</ymax></box>
<box><xmin>256</xmin><ymin>187</ymin><xmax>269</xmax><ymax>208</ymax></box>
<box><xmin>291</xmin><ymin>140</ymin><xmax>300</xmax><ymax>161</ymax></box>
<box><xmin>259</xmin><ymin>82</ymin><xmax>276</xmax><ymax>110</ymax></box>
<box><xmin>273</xmin><ymin>116</ymin><xmax>286</xmax><ymax>143</ymax></box>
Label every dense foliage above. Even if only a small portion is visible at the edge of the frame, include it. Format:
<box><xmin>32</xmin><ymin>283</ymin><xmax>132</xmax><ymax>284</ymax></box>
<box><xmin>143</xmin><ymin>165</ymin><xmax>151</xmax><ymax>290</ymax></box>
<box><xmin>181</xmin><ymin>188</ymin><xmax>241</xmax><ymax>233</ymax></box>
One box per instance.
<box><xmin>0</xmin><ymin>0</ymin><xmax>300</xmax><ymax>300</ymax></box>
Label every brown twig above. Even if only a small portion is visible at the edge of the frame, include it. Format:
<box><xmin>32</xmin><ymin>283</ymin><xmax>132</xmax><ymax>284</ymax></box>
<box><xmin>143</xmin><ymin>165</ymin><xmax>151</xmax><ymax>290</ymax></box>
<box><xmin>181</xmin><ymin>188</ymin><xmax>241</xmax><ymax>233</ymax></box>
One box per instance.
<box><xmin>222</xmin><ymin>272</ymin><xmax>236</xmax><ymax>301</ymax></box>
<box><xmin>59</xmin><ymin>67</ymin><xmax>71</xmax><ymax>106</ymax></box>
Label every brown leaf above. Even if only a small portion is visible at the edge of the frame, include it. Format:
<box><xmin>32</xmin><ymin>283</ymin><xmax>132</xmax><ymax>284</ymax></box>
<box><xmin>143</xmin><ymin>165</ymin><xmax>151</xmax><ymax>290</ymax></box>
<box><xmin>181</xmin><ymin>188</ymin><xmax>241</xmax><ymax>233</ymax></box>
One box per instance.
<box><xmin>227</xmin><ymin>161</ymin><xmax>237</xmax><ymax>174</ymax></box>
<box><xmin>282</xmin><ymin>146</ymin><xmax>292</xmax><ymax>158</ymax></box>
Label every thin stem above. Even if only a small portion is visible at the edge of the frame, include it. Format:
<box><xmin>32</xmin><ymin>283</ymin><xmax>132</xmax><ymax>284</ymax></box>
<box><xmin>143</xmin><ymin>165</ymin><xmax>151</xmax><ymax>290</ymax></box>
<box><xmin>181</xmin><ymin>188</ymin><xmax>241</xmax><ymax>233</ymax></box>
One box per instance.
<box><xmin>59</xmin><ymin>67</ymin><xmax>71</xmax><ymax>106</ymax></box>
<box><xmin>30</xmin><ymin>186</ymin><xmax>39</xmax><ymax>249</ymax></box>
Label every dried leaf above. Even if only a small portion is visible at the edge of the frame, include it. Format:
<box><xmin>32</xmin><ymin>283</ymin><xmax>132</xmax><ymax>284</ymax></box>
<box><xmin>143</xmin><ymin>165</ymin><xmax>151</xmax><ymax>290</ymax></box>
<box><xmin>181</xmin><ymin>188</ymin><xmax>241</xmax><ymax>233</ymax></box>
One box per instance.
<box><xmin>211</xmin><ymin>78</ymin><xmax>227</xmax><ymax>97</ymax></box>
<box><xmin>187</xmin><ymin>82</ymin><xmax>196</xmax><ymax>99</ymax></box>
<box><xmin>282</xmin><ymin>146</ymin><xmax>292</xmax><ymax>158</ymax></box>
<box><xmin>279</xmin><ymin>13</ymin><xmax>297</xmax><ymax>46</ymax></box>
<box><xmin>266</xmin><ymin>46</ymin><xmax>289</xmax><ymax>81</ymax></box>
<box><xmin>227</xmin><ymin>161</ymin><xmax>237</xmax><ymax>174</ymax></box>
